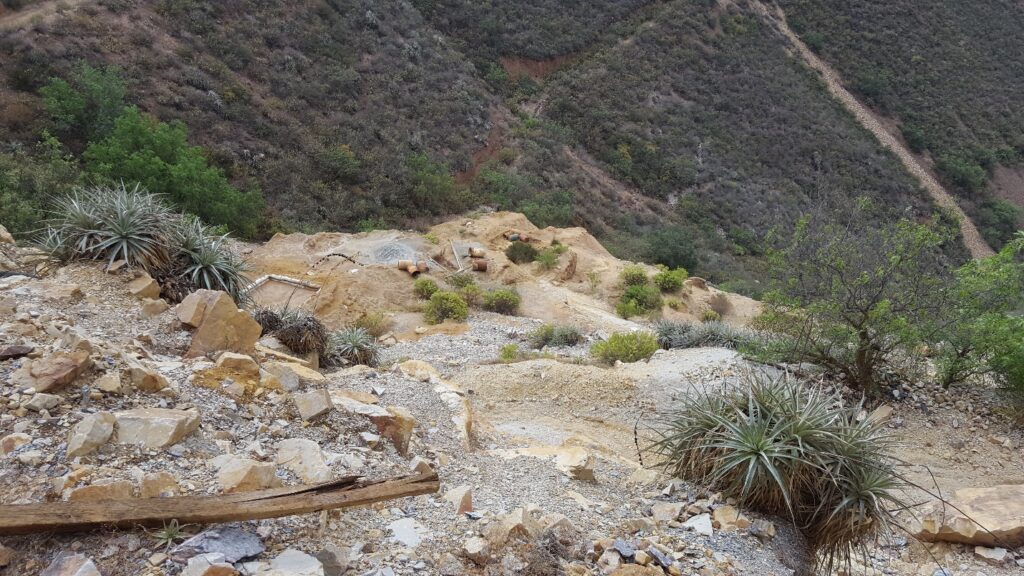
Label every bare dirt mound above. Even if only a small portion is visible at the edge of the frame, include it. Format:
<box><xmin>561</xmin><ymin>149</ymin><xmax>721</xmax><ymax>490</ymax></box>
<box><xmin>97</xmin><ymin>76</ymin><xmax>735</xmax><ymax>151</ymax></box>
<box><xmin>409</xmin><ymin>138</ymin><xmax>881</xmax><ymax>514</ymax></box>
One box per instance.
<box><xmin>245</xmin><ymin>212</ymin><xmax>760</xmax><ymax>332</ymax></box>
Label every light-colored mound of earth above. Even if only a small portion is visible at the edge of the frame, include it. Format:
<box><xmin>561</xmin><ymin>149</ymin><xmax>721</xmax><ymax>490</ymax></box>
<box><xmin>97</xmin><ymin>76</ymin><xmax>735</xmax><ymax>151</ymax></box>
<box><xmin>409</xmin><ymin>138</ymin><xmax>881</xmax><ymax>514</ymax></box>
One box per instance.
<box><xmin>244</xmin><ymin>211</ymin><xmax>760</xmax><ymax>333</ymax></box>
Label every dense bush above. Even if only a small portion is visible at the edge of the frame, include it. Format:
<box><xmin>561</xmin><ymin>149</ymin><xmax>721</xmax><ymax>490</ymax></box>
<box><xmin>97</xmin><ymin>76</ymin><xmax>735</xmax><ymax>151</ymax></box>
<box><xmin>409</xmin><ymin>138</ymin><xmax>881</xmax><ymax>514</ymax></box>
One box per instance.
<box><xmin>424</xmin><ymin>291</ymin><xmax>469</xmax><ymax>324</ymax></box>
<box><xmin>700</xmin><ymin>309</ymin><xmax>721</xmax><ymax>323</ymax></box>
<box><xmin>0</xmin><ymin>136</ymin><xmax>80</xmax><ymax>236</ymax></box>
<box><xmin>413</xmin><ymin>278</ymin><xmax>439</xmax><ymax>299</ymax></box>
<box><xmin>535</xmin><ymin>247</ymin><xmax>560</xmax><ymax>269</ymax></box>
<box><xmin>590</xmin><ymin>331</ymin><xmax>659</xmax><ymax>364</ymax></box>
<box><xmin>505</xmin><ymin>241</ymin><xmax>538</xmax><ymax>264</ymax></box>
<box><xmin>483</xmin><ymin>289</ymin><xmax>521</xmax><ymax>315</ymax></box>
<box><xmin>529</xmin><ymin>324</ymin><xmax>583</xmax><ymax>348</ymax></box>
<box><xmin>652</xmin><ymin>267</ymin><xmax>686</xmax><ymax>292</ymax></box>
<box><xmin>617</xmin><ymin>284</ymin><xmax>662</xmax><ymax>318</ymax></box>
<box><xmin>40</xmin><ymin>63</ymin><xmax>126</xmax><ymax>145</ymax></box>
<box><xmin>446</xmin><ymin>272</ymin><xmax>477</xmax><ymax>289</ymax></box>
<box><xmin>652</xmin><ymin>373</ymin><xmax>903</xmax><ymax>572</ymax></box>
<box><xmin>619</xmin><ymin>265</ymin><xmax>649</xmax><ymax>287</ymax></box>
<box><xmin>84</xmin><ymin>108</ymin><xmax>265</xmax><ymax>238</ymax></box>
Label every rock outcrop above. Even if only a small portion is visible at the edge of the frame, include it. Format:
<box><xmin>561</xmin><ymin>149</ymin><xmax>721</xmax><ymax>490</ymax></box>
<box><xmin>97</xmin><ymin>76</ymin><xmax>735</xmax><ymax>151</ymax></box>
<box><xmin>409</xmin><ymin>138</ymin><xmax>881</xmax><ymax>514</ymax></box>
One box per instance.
<box><xmin>916</xmin><ymin>484</ymin><xmax>1024</xmax><ymax>547</ymax></box>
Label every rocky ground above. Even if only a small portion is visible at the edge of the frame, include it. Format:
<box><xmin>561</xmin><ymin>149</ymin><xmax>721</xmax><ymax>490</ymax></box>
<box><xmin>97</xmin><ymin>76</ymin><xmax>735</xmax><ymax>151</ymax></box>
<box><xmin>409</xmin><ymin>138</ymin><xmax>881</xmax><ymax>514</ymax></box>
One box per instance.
<box><xmin>1</xmin><ymin>255</ymin><xmax>1023</xmax><ymax>576</ymax></box>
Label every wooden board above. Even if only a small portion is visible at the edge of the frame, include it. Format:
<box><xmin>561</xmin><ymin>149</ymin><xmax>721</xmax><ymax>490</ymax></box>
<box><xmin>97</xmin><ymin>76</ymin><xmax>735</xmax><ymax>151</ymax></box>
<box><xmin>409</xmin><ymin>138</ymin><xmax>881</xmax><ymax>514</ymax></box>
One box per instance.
<box><xmin>0</xmin><ymin>472</ymin><xmax>439</xmax><ymax>536</ymax></box>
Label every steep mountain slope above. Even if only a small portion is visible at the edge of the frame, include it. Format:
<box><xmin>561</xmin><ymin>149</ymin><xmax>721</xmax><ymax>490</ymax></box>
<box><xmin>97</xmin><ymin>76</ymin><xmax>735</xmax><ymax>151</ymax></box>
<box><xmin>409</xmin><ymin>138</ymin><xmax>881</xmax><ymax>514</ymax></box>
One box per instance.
<box><xmin>776</xmin><ymin>0</ymin><xmax>1024</xmax><ymax>247</ymax></box>
<box><xmin>2</xmin><ymin>0</ymin><xmax>1021</xmax><ymax>290</ymax></box>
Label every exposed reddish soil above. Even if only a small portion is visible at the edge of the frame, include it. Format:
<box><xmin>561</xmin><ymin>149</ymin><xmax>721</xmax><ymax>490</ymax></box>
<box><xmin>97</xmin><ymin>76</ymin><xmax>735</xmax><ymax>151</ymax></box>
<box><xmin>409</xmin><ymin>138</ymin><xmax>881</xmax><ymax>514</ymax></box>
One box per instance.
<box><xmin>499</xmin><ymin>53</ymin><xmax>578</xmax><ymax>82</ymax></box>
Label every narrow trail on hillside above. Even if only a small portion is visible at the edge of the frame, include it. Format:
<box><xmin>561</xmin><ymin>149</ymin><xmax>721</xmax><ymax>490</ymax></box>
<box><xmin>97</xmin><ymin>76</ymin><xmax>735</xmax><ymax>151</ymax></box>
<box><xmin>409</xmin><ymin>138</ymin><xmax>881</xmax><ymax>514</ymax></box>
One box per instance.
<box><xmin>753</xmin><ymin>1</ymin><xmax>995</xmax><ymax>259</ymax></box>
<box><xmin>0</xmin><ymin>0</ymin><xmax>87</xmax><ymax>30</ymax></box>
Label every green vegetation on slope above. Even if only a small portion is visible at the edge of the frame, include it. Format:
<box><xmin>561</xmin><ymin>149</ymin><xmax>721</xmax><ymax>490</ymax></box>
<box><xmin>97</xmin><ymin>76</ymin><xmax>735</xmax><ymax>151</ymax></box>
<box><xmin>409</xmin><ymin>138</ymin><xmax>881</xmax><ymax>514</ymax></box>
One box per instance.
<box><xmin>778</xmin><ymin>0</ymin><xmax>1024</xmax><ymax>247</ymax></box>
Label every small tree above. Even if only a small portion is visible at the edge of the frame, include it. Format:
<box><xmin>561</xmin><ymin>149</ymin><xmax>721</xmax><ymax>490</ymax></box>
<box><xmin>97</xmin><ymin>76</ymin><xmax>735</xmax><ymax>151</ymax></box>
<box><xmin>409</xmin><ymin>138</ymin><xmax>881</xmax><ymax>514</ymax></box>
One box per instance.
<box><xmin>931</xmin><ymin>233</ymin><xmax>1024</xmax><ymax>392</ymax></box>
<box><xmin>760</xmin><ymin>208</ymin><xmax>952</xmax><ymax>394</ymax></box>
<box><xmin>40</xmin><ymin>63</ymin><xmax>126</xmax><ymax>144</ymax></box>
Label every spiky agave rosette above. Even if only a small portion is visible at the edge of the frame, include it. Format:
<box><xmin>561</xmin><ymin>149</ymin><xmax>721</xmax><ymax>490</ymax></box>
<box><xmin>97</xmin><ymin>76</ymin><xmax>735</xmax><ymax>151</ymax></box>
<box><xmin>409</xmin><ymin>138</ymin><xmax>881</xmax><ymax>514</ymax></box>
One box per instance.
<box><xmin>650</xmin><ymin>372</ymin><xmax>905</xmax><ymax>573</ymax></box>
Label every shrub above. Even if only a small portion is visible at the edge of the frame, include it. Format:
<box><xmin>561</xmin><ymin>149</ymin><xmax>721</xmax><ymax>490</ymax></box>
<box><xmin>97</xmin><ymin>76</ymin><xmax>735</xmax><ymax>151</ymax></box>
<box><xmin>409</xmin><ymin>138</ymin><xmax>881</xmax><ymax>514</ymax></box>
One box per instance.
<box><xmin>458</xmin><ymin>284</ymin><xmax>484</xmax><ymax>307</ymax></box>
<box><xmin>651</xmin><ymin>372</ymin><xmax>903</xmax><ymax>571</ymax></box>
<box><xmin>483</xmin><ymin>289</ymin><xmax>521</xmax><ymax>315</ymax></box>
<box><xmin>170</xmin><ymin>216</ymin><xmax>248</xmax><ymax>300</ymax></box>
<box><xmin>505</xmin><ymin>241</ymin><xmax>538</xmax><ymax>264</ymax></box>
<box><xmin>413</xmin><ymin>278</ymin><xmax>439</xmax><ymax>299</ymax></box>
<box><xmin>701</xmin><ymin>309</ymin><xmax>721</xmax><ymax>322</ymax></box>
<box><xmin>84</xmin><ymin>107</ymin><xmax>264</xmax><ymax>238</ymax></box>
<box><xmin>324</xmin><ymin>327</ymin><xmax>379</xmax><ymax>367</ymax></box>
<box><xmin>275</xmin><ymin>310</ymin><xmax>328</xmax><ymax>355</ymax></box>
<box><xmin>591</xmin><ymin>331</ymin><xmax>659</xmax><ymax>363</ymax></box>
<box><xmin>762</xmin><ymin>211</ymin><xmax>951</xmax><ymax>394</ymax></box>
<box><xmin>535</xmin><ymin>247</ymin><xmax>560</xmax><ymax>269</ymax></box>
<box><xmin>645</xmin><ymin>226</ymin><xmax>698</xmax><ymax>270</ymax></box>
<box><xmin>353</xmin><ymin>312</ymin><xmax>391</xmax><ymax>338</ymax></box>
<box><xmin>499</xmin><ymin>344</ymin><xmax>520</xmax><ymax>363</ymax></box>
<box><xmin>424</xmin><ymin>291</ymin><xmax>469</xmax><ymax>324</ymax></box>
<box><xmin>653</xmin><ymin>267</ymin><xmax>687</xmax><ymax>292</ymax></box>
<box><xmin>615</xmin><ymin>299</ymin><xmax>643</xmax><ymax>319</ymax></box>
<box><xmin>618</xmin><ymin>284</ymin><xmax>662</xmax><ymax>317</ymax></box>
<box><xmin>446</xmin><ymin>272</ymin><xmax>476</xmax><ymax>289</ymax></box>
<box><xmin>619</xmin><ymin>265</ymin><xmax>649</xmax><ymax>286</ymax></box>
<box><xmin>529</xmin><ymin>324</ymin><xmax>583</xmax><ymax>348</ymax></box>
<box><xmin>40</xmin><ymin>63</ymin><xmax>126</xmax><ymax>143</ymax></box>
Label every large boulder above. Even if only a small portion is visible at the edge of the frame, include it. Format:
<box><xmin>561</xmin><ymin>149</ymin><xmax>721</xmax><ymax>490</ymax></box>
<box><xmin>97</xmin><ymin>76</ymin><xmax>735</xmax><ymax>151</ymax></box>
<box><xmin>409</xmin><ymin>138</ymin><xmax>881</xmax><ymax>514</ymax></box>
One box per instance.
<box><xmin>128</xmin><ymin>274</ymin><xmax>161</xmax><ymax>299</ymax></box>
<box><xmin>916</xmin><ymin>484</ymin><xmax>1024</xmax><ymax>547</ymax></box>
<box><xmin>0</xmin><ymin>224</ymin><xmax>14</xmax><ymax>245</ymax></box>
<box><xmin>113</xmin><ymin>408</ymin><xmax>200</xmax><ymax>449</ymax></box>
<box><xmin>215</xmin><ymin>456</ymin><xmax>282</xmax><ymax>493</ymax></box>
<box><xmin>179</xmin><ymin>290</ymin><xmax>261</xmax><ymax>358</ymax></box>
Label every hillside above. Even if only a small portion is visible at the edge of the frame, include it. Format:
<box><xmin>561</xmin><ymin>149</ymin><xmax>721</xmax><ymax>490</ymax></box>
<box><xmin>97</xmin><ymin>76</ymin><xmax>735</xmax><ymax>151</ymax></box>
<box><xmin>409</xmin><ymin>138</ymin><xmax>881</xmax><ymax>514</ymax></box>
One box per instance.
<box><xmin>1</xmin><ymin>0</ymin><xmax>1022</xmax><ymax>290</ymax></box>
<box><xmin>776</xmin><ymin>0</ymin><xmax>1024</xmax><ymax>248</ymax></box>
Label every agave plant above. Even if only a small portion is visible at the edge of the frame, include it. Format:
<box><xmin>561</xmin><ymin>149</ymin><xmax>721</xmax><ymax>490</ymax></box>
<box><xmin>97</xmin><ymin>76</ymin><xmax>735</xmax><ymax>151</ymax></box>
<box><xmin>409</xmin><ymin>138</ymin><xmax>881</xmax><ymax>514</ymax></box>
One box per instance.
<box><xmin>651</xmin><ymin>372</ymin><xmax>904</xmax><ymax>572</ymax></box>
<box><xmin>179</xmin><ymin>234</ymin><xmax>247</xmax><ymax>300</ymax></box>
<box><xmin>656</xmin><ymin>320</ymin><xmax>763</xmax><ymax>350</ymax></box>
<box><xmin>324</xmin><ymin>327</ymin><xmax>379</xmax><ymax>367</ymax></box>
<box><xmin>91</xmin><ymin>184</ymin><xmax>173</xmax><ymax>269</ymax></box>
<box><xmin>275</xmin><ymin>311</ymin><xmax>329</xmax><ymax>356</ymax></box>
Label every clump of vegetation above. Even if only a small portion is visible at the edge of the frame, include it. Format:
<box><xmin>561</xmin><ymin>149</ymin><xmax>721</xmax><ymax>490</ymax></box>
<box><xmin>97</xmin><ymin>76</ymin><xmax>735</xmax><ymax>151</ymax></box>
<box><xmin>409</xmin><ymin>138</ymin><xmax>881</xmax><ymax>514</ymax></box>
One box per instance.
<box><xmin>591</xmin><ymin>331</ymin><xmax>659</xmax><ymax>364</ymax></box>
<box><xmin>413</xmin><ymin>278</ymin><xmax>439</xmax><ymax>299</ymax></box>
<box><xmin>324</xmin><ymin>326</ymin><xmax>379</xmax><ymax>367</ymax></box>
<box><xmin>36</xmin><ymin>183</ymin><xmax>248</xmax><ymax>302</ymax></box>
<box><xmin>275</xmin><ymin>310</ymin><xmax>328</xmax><ymax>356</ymax></box>
<box><xmin>84</xmin><ymin>107</ymin><xmax>264</xmax><ymax>238</ymax></box>
<box><xmin>700</xmin><ymin>309</ymin><xmax>721</xmax><ymax>323</ymax></box>
<box><xmin>353</xmin><ymin>312</ymin><xmax>391</xmax><ymax>339</ymax></box>
<box><xmin>619</xmin><ymin>264</ymin><xmax>649</xmax><ymax>287</ymax></box>
<box><xmin>656</xmin><ymin>320</ymin><xmax>762</xmax><ymax>351</ymax></box>
<box><xmin>424</xmin><ymin>291</ymin><xmax>469</xmax><ymax>324</ymax></box>
<box><xmin>458</xmin><ymin>284</ymin><xmax>484</xmax><ymax>307</ymax></box>
<box><xmin>505</xmin><ymin>241</ymin><xmax>538</xmax><ymax>264</ymax></box>
<box><xmin>483</xmin><ymin>288</ymin><xmax>521</xmax><ymax>315</ymax></box>
<box><xmin>652</xmin><ymin>372</ymin><xmax>903</xmax><ymax>572</ymax></box>
<box><xmin>617</xmin><ymin>284</ymin><xmax>662</xmax><ymax>318</ymax></box>
<box><xmin>757</xmin><ymin>209</ymin><xmax>951</xmax><ymax>394</ymax></box>
<box><xmin>253</xmin><ymin>306</ymin><xmax>285</xmax><ymax>334</ymax></box>
<box><xmin>446</xmin><ymin>272</ymin><xmax>477</xmax><ymax>289</ymax></box>
<box><xmin>498</xmin><ymin>344</ymin><xmax>520</xmax><ymax>363</ymax></box>
<box><xmin>535</xmin><ymin>247</ymin><xmax>561</xmax><ymax>269</ymax></box>
<box><xmin>529</xmin><ymin>324</ymin><xmax>584</xmax><ymax>349</ymax></box>
<box><xmin>653</xmin><ymin>266</ymin><xmax>687</xmax><ymax>292</ymax></box>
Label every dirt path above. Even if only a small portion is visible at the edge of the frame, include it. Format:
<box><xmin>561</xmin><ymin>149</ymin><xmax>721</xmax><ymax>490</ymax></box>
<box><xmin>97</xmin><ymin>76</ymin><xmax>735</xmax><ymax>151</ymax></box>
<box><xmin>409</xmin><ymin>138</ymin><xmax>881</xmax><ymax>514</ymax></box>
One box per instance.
<box><xmin>0</xmin><ymin>0</ymin><xmax>88</xmax><ymax>30</ymax></box>
<box><xmin>754</xmin><ymin>2</ymin><xmax>995</xmax><ymax>259</ymax></box>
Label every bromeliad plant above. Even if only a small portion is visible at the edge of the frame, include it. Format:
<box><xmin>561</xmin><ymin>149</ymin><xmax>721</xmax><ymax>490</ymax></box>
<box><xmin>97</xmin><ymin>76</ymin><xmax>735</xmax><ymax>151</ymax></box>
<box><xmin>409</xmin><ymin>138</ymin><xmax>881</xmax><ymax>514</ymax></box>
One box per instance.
<box><xmin>651</xmin><ymin>372</ymin><xmax>905</xmax><ymax>573</ymax></box>
<box><xmin>34</xmin><ymin>183</ymin><xmax>248</xmax><ymax>302</ymax></box>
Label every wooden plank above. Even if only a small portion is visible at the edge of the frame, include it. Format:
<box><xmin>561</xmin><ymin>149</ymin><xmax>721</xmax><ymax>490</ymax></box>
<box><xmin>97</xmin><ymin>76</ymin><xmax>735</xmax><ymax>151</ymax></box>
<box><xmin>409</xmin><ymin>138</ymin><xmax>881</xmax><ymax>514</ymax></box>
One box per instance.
<box><xmin>0</xmin><ymin>472</ymin><xmax>438</xmax><ymax>536</ymax></box>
